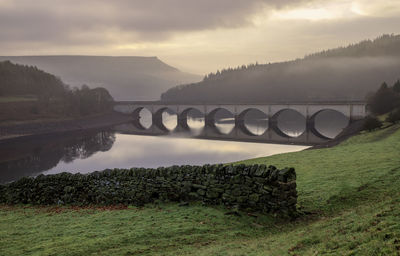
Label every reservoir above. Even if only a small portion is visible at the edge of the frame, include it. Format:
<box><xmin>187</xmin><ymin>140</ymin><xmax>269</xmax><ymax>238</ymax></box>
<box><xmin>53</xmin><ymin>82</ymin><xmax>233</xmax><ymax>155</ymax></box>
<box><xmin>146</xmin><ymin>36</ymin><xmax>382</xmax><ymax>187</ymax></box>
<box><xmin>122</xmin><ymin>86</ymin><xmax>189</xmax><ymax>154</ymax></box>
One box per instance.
<box><xmin>0</xmin><ymin>129</ymin><xmax>308</xmax><ymax>184</ymax></box>
<box><xmin>0</xmin><ymin>111</ymin><xmax>348</xmax><ymax>183</ymax></box>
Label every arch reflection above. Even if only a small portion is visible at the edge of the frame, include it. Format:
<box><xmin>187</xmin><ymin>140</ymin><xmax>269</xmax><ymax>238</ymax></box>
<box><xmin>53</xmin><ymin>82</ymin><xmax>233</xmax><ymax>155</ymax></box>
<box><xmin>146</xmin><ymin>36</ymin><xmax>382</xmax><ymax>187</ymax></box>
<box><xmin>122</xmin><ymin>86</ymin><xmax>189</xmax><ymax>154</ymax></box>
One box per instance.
<box><xmin>274</xmin><ymin>109</ymin><xmax>306</xmax><ymax>138</ymax></box>
<box><xmin>134</xmin><ymin>107</ymin><xmax>152</xmax><ymax>130</ymax></box>
<box><xmin>185</xmin><ymin>108</ymin><xmax>205</xmax><ymax>133</ymax></box>
<box><xmin>153</xmin><ymin>107</ymin><xmax>177</xmax><ymax>132</ymax></box>
<box><xmin>240</xmin><ymin>108</ymin><xmax>268</xmax><ymax>136</ymax></box>
<box><xmin>210</xmin><ymin>108</ymin><xmax>235</xmax><ymax>134</ymax></box>
<box><xmin>312</xmin><ymin>109</ymin><xmax>349</xmax><ymax>139</ymax></box>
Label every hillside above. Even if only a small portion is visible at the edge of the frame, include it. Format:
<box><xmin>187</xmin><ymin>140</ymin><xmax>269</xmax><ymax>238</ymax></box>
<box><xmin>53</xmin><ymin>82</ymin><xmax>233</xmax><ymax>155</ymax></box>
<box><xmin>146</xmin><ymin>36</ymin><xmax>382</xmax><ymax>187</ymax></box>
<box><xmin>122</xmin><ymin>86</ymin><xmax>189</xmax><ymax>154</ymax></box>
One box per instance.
<box><xmin>1</xmin><ymin>124</ymin><xmax>399</xmax><ymax>255</ymax></box>
<box><xmin>0</xmin><ymin>60</ymin><xmax>65</xmax><ymax>97</ymax></box>
<box><xmin>0</xmin><ymin>61</ymin><xmax>114</xmax><ymax>121</ymax></box>
<box><xmin>0</xmin><ymin>56</ymin><xmax>201</xmax><ymax>101</ymax></box>
<box><xmin>162</xmin><ymin>34</ymin><xmax>400</xmax><ymax>103</ymax></box>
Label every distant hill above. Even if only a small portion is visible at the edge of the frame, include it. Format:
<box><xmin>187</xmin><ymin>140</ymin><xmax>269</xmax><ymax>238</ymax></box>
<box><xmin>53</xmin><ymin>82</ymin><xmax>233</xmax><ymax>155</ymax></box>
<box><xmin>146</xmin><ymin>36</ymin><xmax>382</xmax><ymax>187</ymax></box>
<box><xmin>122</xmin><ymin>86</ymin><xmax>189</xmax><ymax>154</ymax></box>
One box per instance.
<box><xmin>161</xmin><ymin>34</ymin><xmax>400</xmax><ymax>103</ymax></box>
<box><xmin>0</xmin><ymin>56</ymin><xmax>201</xmax><ymax>101</ymax></box>
<box><xmin>0</xmin><ymin>61</ymin><xmax>114</xmax><ymax>120</ymax></box>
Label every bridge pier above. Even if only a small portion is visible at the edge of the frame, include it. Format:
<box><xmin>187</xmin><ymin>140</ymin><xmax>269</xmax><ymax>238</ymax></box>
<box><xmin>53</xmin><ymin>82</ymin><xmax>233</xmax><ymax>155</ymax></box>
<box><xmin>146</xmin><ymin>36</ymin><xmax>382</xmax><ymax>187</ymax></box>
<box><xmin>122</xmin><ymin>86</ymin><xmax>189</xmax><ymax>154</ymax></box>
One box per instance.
<box><xmin>152</xmin><ymin>110</ymin><xmax>168</xmax><ymax>132</ymax></box>
<box><xmin>177</xmin><ymin>114</ymin><xmax>190</xmax><ymax>132</ymax></box>
<box><xmin>204</xmin><ymin>115</ymin><xmax>215</xmax><ymax>128</ymax></box>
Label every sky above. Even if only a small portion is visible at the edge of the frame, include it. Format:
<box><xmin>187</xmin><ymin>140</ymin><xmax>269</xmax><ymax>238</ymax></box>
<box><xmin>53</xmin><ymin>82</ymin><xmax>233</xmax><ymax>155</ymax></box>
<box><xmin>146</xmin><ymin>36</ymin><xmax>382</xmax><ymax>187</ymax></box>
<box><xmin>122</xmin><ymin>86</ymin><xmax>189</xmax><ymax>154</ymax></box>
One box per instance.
<box><xmin>0</xmin><ymin>0</ymin><xmax>400</xmax><ymax>75</ymax></box>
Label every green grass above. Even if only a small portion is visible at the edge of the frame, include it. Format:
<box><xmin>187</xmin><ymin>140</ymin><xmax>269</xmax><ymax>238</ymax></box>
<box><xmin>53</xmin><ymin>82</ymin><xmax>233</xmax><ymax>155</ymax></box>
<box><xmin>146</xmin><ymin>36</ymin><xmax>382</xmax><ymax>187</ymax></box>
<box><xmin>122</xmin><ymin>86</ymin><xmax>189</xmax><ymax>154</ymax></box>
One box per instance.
<box><xmin>238</xmin><ymin>124</ymin><xmax>400</xmax><ymax>214</ymax></box>
<box><xmin>1</xmin><ymin>125</ymin><xmax>400</xmax><ymax>255</ymax></box>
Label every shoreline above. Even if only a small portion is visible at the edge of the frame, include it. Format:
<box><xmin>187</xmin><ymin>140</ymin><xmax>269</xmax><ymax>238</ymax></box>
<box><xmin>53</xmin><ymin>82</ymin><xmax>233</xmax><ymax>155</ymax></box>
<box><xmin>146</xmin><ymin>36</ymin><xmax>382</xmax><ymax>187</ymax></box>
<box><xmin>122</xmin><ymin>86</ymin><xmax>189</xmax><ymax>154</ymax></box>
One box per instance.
<box><xmin>0</xmin><ymin>111</ymin><xmax>134</xmax><ymax>144</ymax></box>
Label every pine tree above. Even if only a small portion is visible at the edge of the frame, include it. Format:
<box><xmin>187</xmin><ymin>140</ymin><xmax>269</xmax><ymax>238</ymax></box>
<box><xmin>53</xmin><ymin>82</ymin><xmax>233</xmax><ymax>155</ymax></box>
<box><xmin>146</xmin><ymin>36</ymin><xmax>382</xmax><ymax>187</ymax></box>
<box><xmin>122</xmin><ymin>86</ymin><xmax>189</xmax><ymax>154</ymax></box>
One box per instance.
<box><xmin>380</xmin><ymin>82</ymin><xmax>388</xmax><ymax>90</ymax></box>
<box><xmin>393</xmin><ymin>80</ymin><xmax>400</xmax><ymax>94</ymax></box>
<box><xmin>368</xmin><ymin>81</ymin><xmax>400</xmax><ymax>114</ymax></box>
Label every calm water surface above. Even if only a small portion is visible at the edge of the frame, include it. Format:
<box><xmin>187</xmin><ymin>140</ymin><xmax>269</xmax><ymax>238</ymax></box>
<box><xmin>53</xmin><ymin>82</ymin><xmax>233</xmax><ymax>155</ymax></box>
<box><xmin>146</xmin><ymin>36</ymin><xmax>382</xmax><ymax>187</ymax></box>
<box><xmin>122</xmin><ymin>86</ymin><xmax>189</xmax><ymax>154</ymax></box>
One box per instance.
<box><xmin>0</xmin><ymin>127</ymin><xmax>307</xmax><ymax>183</ymax></box>
<box><xmin>0</xmin><ymin>109</ymin><xmax>348</xmax><ymax>183</ymax></box>
<box><xmin>45</xmin><ymin>133</ymin><xmax>307</xmax><ymax>174</ymax></box>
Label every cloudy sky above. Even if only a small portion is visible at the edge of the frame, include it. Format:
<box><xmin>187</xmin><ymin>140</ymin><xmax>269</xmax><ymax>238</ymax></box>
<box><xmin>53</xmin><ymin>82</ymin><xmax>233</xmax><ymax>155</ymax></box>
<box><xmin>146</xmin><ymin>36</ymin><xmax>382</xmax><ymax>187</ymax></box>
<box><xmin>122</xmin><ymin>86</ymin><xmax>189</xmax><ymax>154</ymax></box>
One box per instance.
<box><xmin>1</xmin><ymin>0</ymin><xmax>400</xmax><ymax>74</ymax></box>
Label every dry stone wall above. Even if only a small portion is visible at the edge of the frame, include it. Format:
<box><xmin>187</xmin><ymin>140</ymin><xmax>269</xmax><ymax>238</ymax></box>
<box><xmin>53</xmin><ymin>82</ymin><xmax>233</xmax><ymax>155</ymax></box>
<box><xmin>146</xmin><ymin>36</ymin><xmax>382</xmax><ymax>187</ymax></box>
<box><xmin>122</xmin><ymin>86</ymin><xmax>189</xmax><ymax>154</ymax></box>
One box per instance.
<box><xmin>0</xmin><ymin>164</ymin><xmax>297</xmax><ymax>215</ymax></box>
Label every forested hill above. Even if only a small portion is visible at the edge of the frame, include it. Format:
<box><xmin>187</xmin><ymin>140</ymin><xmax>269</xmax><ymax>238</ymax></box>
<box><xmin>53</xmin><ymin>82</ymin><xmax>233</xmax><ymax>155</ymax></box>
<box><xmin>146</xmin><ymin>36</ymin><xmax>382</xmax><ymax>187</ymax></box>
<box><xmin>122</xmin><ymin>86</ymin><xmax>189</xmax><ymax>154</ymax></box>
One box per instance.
<box><xmin>0</xmin><ymin>61</ymin><xmax>114</xmax><ymax>118</ymax></box>
<box><xmin>0</xmin><ymin>60</ymin><xmax>66</xmax><ymax>97</ymax></box>
<box><xmin>0</xmin><ymin>56</ymin><xmax>201</xmax><ymax>101</ymax></box>
<box><xmin>161</xmin><ymin>34</ymin><xmax>400</xmax><ymax>103</ymax></box>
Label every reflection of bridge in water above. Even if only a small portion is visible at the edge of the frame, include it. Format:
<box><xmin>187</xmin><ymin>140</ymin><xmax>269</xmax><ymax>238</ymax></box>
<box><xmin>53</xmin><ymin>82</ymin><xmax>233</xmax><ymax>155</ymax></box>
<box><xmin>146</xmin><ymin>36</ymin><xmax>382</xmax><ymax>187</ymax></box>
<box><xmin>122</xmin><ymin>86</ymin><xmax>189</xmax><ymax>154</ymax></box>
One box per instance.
<box><xmin>113</xmin><ymin>101</ymin><xmax>367</xmax><ymax>145</ymax></box>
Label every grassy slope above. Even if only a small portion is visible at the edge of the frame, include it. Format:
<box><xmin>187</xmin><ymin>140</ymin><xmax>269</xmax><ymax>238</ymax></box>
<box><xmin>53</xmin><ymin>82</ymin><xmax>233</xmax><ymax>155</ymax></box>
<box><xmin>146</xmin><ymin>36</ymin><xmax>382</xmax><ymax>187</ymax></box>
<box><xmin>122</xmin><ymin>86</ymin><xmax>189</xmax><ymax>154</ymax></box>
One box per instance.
<box><xmin>1</xmin><ymin>125</ymin><xmax>400</xmax><ymax>255</ymax></box>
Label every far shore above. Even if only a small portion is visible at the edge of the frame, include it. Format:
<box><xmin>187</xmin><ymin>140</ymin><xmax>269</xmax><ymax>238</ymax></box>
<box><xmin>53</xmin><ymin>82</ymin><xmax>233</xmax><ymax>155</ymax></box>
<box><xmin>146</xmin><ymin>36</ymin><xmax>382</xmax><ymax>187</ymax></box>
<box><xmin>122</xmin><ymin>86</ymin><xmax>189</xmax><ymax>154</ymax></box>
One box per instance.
<box><xmin>0</xmin><ymin>111</ymin><xmax>133</xmax><ymax>143</ymax></box>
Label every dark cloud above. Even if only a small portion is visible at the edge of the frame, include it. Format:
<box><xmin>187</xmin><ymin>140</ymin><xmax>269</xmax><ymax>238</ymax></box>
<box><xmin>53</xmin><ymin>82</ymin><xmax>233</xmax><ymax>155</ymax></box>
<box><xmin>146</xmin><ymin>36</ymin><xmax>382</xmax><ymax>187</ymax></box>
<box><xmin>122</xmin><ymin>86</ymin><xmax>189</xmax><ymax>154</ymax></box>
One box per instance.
<box><xmin>0</xmin><ymin>0</ymin><xmax>305</xmax><ymax>45</ymax></box>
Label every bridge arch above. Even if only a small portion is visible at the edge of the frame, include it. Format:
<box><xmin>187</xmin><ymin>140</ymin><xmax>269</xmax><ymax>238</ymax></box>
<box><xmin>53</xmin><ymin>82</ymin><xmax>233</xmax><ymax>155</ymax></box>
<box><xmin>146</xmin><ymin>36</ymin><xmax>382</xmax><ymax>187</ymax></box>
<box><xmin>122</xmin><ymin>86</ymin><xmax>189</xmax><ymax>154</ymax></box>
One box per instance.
<box><xmin>206</xmin><ymin>108</ymin><xmax>235</xmax><ymax>134</ymax></box>
<box><xmin>307</xmin><ymin>105</ymin><xmax>351</xmax><ymax>120</ymax></box>
<box><xmin>270</xmin><ymin>109</ymin><xmax>306</xmax><ymax>138</ymax></box>
<box><xmin>309</xmin><ymin>109</ymin><xmax>350</xmax><ymax>139</ymax></box>
<box><xmin>132</xmin><ymin>107</ymin><xmax>152</xmax><ymax>130</ymax></box>
<box><xmin>237</xmin><ymin>108</ymin><xmax>269</xmax><ymax>136</ymax></box>
<box><xmin>178</xmin><ymin>107</ymin><xmax>205</xmax><ymax>131</ymax></box>
<box><xmin>153</xmin><ymin>107</ymin><xmax>178</xmax><ymax>132</ymax></box>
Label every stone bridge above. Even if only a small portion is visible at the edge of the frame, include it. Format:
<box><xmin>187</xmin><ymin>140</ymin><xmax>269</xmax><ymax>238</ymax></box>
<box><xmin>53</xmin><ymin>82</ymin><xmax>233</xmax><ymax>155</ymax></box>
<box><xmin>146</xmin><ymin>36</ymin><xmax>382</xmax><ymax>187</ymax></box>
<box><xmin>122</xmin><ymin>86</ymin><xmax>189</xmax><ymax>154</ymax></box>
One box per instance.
<box><xmin>113</xmin><ymin>101</ymin><xmax>367</xmax><ymax>145</ymax></box>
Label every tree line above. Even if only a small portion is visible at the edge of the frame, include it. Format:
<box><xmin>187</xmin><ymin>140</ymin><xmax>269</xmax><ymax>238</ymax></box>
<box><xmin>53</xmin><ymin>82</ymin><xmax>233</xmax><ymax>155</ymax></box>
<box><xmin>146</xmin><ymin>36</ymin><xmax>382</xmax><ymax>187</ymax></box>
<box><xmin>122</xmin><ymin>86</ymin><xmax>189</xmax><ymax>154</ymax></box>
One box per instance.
<box><xmin>367</xmin><ymin>80</ymin><xmax>400</xmax><ymax>115</ymax></box>
<box><xmin>161</xmin><ymin>34</ymin><xmax>400</xmax><ymax>103</ymax></box>
<box><xmin>364</xmin><ymin>80</ymin><xmax>400</xmax><ymax>130</ymax></box>
<box><xmin>0</xmin><ymin>60</ymin><xmax>113</xmax><ymax>117</ymax></box>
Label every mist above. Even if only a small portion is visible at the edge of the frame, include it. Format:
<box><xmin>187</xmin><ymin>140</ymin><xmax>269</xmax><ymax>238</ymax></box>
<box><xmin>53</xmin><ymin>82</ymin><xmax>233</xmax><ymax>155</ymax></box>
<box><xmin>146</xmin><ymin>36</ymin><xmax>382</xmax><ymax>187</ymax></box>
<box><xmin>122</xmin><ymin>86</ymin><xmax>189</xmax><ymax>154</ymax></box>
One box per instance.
<box><xmin>162</xmin><ymin>35</ymin><xmax>400</xmax><ymax>103</ymax></box>
<box><xmin>0</xmin><ymin>56</ymin><xmax>201</xmax><ymax>100</ymax></box>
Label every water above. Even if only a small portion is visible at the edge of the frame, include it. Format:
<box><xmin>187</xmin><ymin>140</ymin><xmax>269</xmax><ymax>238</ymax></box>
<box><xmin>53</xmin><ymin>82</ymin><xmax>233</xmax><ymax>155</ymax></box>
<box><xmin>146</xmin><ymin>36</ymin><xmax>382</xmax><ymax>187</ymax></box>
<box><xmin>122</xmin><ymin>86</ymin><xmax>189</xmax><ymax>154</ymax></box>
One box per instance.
<box><xmin>243</xmin><ymin>109</ymin><xmax>269</xmax><ymax>136</ymax></box>
<box><xmin>0</xmin><ymin>110</ymin><xmax>348</xmax><ymax>183</ymax></box>
<box><xmin>0</xmin><ymin>128</ymin><xmax>308</xmax><ymax>184</ymax></box>
<box><xmin>45</xmin><ymin>134</ymin><xmax>306</xmax><ymax>174</ymax></box>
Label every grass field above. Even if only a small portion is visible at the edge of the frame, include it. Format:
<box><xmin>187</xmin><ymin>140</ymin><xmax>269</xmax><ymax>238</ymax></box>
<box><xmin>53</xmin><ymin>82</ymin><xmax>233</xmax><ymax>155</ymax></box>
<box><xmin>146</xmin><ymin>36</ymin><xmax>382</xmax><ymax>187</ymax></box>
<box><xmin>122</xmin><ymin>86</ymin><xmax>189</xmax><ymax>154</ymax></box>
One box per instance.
<box><xmin>1</xmin><ymin>124</ymin><xmax>400</xmax><ymax>255</ymax></box>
